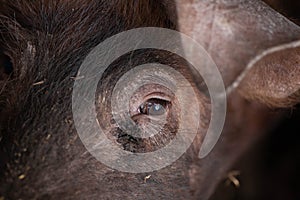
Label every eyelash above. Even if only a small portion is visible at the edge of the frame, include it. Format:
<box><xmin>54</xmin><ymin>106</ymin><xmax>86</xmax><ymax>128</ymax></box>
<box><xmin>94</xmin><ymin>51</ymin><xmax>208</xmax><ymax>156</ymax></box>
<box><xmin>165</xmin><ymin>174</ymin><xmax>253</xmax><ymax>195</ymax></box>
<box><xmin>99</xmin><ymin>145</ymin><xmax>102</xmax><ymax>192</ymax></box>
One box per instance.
<box><xmin>138</xmin><ymin>98</ymin><xmax>170</xmax><ymax>116</ymax></box>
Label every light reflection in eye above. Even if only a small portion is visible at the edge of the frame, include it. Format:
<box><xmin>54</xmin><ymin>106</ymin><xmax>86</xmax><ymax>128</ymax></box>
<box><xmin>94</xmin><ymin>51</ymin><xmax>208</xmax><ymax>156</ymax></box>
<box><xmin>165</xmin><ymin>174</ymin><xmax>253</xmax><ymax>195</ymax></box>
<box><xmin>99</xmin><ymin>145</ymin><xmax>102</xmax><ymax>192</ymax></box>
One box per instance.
<box><xmin>138</xmin><ymin>99</ymin><xmax>169</xmax><ymax>116</ymax></box>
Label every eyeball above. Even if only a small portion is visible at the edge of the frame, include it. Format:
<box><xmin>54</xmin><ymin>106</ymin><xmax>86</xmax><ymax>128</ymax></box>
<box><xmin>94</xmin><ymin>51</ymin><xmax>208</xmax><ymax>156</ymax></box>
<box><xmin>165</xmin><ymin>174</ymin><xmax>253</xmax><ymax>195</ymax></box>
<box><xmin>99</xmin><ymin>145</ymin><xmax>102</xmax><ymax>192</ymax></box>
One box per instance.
<box><xmin>138</xmin><ymin>98</ymin><xmax>169</xmax><ymax>116</ymax></box>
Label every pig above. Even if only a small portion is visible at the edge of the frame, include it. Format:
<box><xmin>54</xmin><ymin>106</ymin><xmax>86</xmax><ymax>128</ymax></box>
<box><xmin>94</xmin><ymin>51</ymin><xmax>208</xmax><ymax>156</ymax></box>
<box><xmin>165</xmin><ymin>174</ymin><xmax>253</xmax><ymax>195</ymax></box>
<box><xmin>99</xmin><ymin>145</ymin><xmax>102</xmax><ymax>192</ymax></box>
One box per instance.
<box><xmin>0</xmin><ymin>0</ymin><xmax>299</xmax><ymax>199</ymax></box>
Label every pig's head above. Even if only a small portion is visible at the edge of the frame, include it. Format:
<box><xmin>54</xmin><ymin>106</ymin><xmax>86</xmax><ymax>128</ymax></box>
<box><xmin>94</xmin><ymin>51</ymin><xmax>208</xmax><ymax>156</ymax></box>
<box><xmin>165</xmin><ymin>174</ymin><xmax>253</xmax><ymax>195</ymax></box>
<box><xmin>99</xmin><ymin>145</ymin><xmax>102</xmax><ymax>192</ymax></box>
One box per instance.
<box><xmin>0</xmin><ymin>0</ymin><xmax>299</xmax><ymax>199</ymax></box>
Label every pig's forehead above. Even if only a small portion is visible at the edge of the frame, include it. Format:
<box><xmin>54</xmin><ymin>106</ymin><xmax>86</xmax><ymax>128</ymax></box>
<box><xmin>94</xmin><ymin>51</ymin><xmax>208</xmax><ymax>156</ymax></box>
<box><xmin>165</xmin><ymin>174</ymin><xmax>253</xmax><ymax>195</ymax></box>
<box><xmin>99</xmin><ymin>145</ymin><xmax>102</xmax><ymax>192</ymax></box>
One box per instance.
<box><xmin>2</xmin><ymin>0</ymin><xmax>300</xmax><ymax>90</ymax></box>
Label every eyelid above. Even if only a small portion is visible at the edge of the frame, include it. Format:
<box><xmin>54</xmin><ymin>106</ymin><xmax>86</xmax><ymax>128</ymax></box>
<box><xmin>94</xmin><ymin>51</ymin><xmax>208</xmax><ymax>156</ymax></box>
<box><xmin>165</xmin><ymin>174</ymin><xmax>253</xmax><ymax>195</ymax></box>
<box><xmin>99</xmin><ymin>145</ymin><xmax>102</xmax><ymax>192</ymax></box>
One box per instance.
<box><xmin>143</xmin><ymin>92</ymin><xmax>172</xmax><ymax>102</ymax></box>
<box><xmin>129</xmin><ymin>84</ymin><xmax>174</xmax><ymax>116</ymax></box>
<box><xmin>130</xmin><ymin>94</ymin><xmax>172</xmax><ymax>117</ymax></box>
<box><xmin>136</xmin><ymin>98</ymin><xmax>170</xmax><ymax>118</ymax></box>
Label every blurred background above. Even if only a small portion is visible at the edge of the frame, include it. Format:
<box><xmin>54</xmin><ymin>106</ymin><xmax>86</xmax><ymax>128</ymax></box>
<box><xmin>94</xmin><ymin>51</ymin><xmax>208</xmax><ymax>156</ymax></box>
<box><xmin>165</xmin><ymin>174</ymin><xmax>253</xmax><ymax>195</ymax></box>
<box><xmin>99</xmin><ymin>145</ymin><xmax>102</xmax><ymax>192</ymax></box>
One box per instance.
<box><xmin>211</xmin><ymin>1</ymin><xmax>300</xmax><ymax>199</ymax></box>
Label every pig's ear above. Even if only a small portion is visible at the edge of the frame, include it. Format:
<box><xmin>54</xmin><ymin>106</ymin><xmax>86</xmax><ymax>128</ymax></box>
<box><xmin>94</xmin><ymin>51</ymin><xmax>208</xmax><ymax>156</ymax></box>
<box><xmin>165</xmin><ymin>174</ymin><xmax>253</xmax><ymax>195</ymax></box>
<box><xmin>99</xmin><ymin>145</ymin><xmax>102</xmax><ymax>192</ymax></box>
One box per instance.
<box><xmin>169</xmin><ymin>0</ymin><xmax>300</xmax><ymax>108</ymax></box>
<box><xmin>237</xmin><ymin>41</ymin><xmax>300</xmax><ymax>107</ymax></box>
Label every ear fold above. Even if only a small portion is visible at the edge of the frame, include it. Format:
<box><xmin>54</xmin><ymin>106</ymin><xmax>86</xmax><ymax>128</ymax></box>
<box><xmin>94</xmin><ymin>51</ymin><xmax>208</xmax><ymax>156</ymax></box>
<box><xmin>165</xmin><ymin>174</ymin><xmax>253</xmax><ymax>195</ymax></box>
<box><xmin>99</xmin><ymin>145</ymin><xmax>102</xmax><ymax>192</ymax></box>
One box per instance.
<box><xmin>237</xmin><ymin>41</ymin><xmax>300</xmax><ymax>107</ymax></box>
<box><xmin>170</xmin><ymin>0</ymin><xmax>300</xmax><ymax>108</ymax></box>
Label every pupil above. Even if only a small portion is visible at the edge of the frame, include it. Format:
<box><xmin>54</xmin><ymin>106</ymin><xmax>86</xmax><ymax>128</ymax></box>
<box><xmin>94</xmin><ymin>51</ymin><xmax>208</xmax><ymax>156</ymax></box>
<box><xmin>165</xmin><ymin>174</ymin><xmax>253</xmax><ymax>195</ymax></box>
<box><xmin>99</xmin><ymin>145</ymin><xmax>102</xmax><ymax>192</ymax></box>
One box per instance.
<box><xmin>138</xmin><ymin>99</ymin><xmax>168</xmax><ymax>116</ymax></box>
<box><xmin>149</xmin><ymin>103</ymin><xmax>165</xmax><ymax>116</ymax></box>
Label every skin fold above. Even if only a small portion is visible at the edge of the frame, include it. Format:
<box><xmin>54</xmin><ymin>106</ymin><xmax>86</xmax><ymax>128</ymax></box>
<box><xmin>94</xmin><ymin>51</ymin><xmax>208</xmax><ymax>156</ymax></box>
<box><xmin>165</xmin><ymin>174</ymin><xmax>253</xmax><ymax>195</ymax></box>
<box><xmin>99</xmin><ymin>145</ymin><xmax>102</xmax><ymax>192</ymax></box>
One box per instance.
<box><xmin>0</xmin><ymin>0</ymin><xmax>299</xmax><ymax>199</ymax></box>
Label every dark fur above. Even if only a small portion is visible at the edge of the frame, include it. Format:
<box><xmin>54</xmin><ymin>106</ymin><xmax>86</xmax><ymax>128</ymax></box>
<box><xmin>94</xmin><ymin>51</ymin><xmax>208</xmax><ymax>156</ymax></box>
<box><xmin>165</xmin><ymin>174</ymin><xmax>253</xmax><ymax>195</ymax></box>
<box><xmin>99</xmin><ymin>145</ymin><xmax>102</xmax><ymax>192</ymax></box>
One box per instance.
<box><xmin>0</xmin><ymin>0</ymin><xmax>299</xmax><ymax>200</ymax></box>
<box><xmin>0</xmin><ymin>0</ymin><xmax>214</xmax><ymax>199</ymax></box>
<box><xmin>0</xmin><ymin>1</ymin><xmax>184</xmax><ymax>199</ymax></box>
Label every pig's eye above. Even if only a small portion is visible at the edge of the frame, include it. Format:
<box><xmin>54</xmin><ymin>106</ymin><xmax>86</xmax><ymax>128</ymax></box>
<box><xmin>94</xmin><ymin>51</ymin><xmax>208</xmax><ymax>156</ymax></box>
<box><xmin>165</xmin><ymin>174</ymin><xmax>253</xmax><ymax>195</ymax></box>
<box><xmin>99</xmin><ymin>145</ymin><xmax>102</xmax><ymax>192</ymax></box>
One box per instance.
<box><xmin>138</xmin><ymin>98</ymin><xmax>169</xmax><ymax>116</ymax></box>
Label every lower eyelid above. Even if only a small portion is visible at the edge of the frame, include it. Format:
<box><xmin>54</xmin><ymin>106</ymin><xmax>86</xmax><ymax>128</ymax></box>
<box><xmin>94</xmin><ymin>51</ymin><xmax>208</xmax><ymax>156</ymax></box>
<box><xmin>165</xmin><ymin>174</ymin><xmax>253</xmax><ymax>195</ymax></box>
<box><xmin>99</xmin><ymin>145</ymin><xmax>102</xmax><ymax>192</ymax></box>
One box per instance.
<box><xmin>131</xmin><ymin>114</ymin><xmax>151</xmax><ymax>123</ymax></box>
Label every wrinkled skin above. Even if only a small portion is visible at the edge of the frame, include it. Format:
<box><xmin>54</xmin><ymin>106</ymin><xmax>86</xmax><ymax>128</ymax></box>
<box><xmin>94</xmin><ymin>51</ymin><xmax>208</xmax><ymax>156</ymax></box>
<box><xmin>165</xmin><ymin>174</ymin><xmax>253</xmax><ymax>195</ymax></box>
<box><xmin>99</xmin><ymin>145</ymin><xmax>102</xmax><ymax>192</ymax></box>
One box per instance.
<box><xmin>0</xmin><ymin>0</ymin><xmax>299</xmax><ymax>199</ymax></box>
